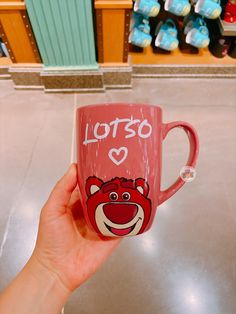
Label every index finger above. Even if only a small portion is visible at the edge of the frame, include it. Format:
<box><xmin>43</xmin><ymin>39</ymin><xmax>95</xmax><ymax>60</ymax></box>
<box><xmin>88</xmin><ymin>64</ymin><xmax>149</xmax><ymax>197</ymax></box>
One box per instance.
<box><xmin>43</xmin><ymin>163</ymin><xmax>78</xmax><ymax>215</ymax></box>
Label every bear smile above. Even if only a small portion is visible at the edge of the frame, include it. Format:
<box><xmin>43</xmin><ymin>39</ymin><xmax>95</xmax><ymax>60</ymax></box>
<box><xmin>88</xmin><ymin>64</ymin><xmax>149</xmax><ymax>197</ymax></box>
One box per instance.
<box><xmin>103</xmin><ymin>202</ymin><xmax>139</xmax><ymax>224</ymax></box>
<box><xmin>104</xmin><ymin>217</ymin><xmax>142</xmax><ymax>236</ymax></box>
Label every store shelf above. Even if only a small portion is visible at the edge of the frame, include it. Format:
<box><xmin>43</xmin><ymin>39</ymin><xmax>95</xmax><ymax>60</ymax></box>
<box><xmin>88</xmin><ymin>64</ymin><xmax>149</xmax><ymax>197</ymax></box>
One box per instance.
<box><xmin>0</xmin><ymin>1</ymin><xmax>25</xmax><ymax>10</ymax></box>
<box><xmin>129</xmin><ymin>46</ymin><xmax>236</xmax><ymax>65</ymax></box>
<box><xmin>95</xmin><ymin>0</ymin><xmax>132</xmax><ymax>9</ymax></box>
<box><xmin>217</xmin><ymin>18</ymin><xmax>236</xmax><ymax>36</ymax></box>
<box><xmin>0</xmin><ymin>57</ymin><xmax>11</xmax><ymax>79</ymax></box>
<box><xmin>0</xmin><ymin>56</ymin><xmax>12</xmax><ymax>65</ymax></box>
<box><xmin>0</xmin><ymin>7</ymin><xmax>41</xmax><ymax>63</ymax></box>
<box><xmin>95</xmin><ymin>0</ymin><xmax>132</xmax><ymax>64</ymax></box>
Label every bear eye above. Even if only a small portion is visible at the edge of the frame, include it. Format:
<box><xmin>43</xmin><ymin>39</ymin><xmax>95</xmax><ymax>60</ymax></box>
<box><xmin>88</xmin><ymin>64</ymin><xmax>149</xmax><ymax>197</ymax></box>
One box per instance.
<box><xmin>122</xmin><ymin>192</ymin><xmax>130</xmax><ymax>201</ymax></box>
<box><xmin>109</xmin><ymin>192</ymin><xmax>118</xmax><ymax>201</ymax></box>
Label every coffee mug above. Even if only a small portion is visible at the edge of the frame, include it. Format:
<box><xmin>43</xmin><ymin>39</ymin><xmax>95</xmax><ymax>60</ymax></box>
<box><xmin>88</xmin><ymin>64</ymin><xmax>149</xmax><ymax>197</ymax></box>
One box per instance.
<box><xmin>186</xmin><ymin>27</ymin><xmax>210</xmax><ymax>48</ymax></box>
<box><xmin>76</xmin><ymin>104</ymin><xmax>199</xmax><ymax>237</ymax></box>
<box><xmin>195</xmin><ymin>0</ymin><xmax>222</xmax><ymax>19</ymax></box>
<box><xmin>155</xmin><ymin>20</ymin><xmax>179</xmax><ymax>51</ymax></box>
<box><xmin>164</xmin><ymin>0</ymin><xmax>191</xmax><ymax>16</ymax></box>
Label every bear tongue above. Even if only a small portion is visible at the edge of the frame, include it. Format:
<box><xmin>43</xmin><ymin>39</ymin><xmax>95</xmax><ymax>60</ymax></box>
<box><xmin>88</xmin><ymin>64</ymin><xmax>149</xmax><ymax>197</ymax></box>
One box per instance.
<box><xmin>103</xmin><ymin>203</ymin><xmax>138</xmax><ymax>224</ymax></box>
<box><xmin>110</xmin><ymin>226</ymin><xmax>132</xmax><ymax>236</ymax></box>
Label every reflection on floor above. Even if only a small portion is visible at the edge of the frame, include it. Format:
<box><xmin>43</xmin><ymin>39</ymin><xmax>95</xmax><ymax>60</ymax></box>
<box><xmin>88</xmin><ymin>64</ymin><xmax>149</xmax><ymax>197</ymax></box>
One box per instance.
<box><xmin>0</xmin><ymin>79</ymin><xmax>236</xmax><ymax>314</ymax></box>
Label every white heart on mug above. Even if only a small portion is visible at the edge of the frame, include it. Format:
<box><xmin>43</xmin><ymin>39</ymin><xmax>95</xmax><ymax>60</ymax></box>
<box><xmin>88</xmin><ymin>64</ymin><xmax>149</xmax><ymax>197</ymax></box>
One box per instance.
<box><xmin>108</xmin><ymin>147</ymin><xmax>128</xmax><ymax>166</ymax></box>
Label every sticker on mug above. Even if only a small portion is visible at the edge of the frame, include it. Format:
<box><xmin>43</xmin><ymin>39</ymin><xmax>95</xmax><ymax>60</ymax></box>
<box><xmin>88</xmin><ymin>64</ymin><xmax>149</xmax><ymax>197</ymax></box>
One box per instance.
<box><xmin>180</xmin><ymin>166</ymin><xmax>196</xmax><ymax>182</ymax></box>
<box><xmin>85</xmin><ymin>176</ymin><xmax>152</xmax><ymax>237</ymax></box>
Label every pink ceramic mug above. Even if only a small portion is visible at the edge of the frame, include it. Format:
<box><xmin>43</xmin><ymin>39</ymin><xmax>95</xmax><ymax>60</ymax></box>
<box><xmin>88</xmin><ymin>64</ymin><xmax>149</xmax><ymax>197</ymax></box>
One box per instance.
<box><xmin>76</xmin><ymin>103</ymin><xmax>199</xmax><ymax>237</ymax></box>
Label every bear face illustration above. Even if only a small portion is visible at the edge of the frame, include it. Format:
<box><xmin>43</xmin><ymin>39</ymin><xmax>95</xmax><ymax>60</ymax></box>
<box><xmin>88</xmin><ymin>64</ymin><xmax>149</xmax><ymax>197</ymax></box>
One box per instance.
<box><xmin>85</xmin><ymin>177</ymin><xmax>152</xmax><ymax>237</ymax></box>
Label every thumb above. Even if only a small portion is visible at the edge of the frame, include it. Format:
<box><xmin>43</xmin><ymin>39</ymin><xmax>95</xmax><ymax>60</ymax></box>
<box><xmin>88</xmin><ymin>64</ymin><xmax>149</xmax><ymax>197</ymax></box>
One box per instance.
<box><xmin>43</xmin><ymin>164</ymin><xmax>78</xmax><ymax>215</ymax></box>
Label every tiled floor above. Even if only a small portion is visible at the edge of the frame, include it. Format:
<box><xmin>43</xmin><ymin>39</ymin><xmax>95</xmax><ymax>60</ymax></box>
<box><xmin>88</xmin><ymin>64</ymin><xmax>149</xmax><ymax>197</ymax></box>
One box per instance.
<box><xmin>0</xmin><ymin>78</ymin><xmax>236</xmax><ymax>314</ymax></box>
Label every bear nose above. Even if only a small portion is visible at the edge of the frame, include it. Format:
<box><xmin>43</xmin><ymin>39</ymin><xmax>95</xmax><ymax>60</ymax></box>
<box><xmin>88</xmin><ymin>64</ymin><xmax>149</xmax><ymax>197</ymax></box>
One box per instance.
<box><xmin>103</xmin><ymin>203</ymin><xmax>138</xmax><ymax>224</ymax></box>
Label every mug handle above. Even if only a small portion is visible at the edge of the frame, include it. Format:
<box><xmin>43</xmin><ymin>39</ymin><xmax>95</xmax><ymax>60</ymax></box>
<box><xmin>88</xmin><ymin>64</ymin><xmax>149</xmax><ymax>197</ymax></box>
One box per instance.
<box><xmin>158</xmin><ymin>121</ymin><xmax>199</xmax><ymax>205</ymax></box>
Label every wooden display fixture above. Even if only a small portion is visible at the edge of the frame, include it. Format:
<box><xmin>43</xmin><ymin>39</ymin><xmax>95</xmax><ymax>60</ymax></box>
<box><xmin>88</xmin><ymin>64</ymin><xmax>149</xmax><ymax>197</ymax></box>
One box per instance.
<box><xmin>95</xmin><ymin>0</ymin><xmax>133</xmax><ymax>64</ymax></box>
<box><xmin>130</xmin><ymin>45</ymin><xmax>236</xmax><ymax>65</ymax></box>
<box><xmin>0</xmin><ymin>0</ymin><xmax>41</xmax><ymax>63</ymax></box>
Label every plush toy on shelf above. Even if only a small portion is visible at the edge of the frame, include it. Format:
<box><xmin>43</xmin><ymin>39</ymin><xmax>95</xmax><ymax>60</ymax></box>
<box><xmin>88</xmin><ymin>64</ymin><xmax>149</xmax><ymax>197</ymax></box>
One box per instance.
<box><xmin>223</xmin><ymin>0</ymin><xmax>236</xmax><ymax>22</ymax></box>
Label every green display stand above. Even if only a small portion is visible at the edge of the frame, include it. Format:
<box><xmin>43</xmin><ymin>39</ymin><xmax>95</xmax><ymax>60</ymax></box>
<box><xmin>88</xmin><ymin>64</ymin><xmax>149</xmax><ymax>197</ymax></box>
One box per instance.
<box><xmin>25</xmin><ymin>0</ymin><xmax>97</xmax><ymax>69</ymax></box>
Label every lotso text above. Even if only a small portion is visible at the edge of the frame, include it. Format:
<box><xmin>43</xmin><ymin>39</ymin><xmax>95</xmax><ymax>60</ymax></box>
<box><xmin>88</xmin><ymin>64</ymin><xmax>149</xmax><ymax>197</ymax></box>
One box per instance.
<box><xmin>86</xmin><ymin>176</ymin><xmax>152</xmax><ymax>237</ymax></box>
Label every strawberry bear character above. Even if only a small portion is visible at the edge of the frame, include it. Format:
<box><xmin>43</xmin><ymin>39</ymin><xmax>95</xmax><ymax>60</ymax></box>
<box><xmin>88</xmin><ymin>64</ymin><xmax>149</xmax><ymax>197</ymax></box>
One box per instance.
<box><xmin>85</xmin><ymin>176</ymin><xmax>152</xmax><ymax>237</ymax></box>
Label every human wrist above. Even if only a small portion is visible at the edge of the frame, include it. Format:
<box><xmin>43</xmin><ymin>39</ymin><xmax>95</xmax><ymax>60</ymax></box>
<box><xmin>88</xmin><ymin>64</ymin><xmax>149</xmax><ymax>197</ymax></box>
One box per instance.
<box><xmin>0</xmin><ymin>253</ymin><xmax>71</xmax><ymax>314</ymax></box>
<box><xmin>26</xmin><ymin>253</ymin><xmax>71</xmax><ymax>305</ymax></box>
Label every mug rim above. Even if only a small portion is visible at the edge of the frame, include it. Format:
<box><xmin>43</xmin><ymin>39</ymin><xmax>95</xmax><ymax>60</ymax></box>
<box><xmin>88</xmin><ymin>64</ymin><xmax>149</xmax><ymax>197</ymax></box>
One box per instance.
<box><xmin>76</xmin><ymin>103</ymin><xmax>162</xmax><ymax>111</ymax></box>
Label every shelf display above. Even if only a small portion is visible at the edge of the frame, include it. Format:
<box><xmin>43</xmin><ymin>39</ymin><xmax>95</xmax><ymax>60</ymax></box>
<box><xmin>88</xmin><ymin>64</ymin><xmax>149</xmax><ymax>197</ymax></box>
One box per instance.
<box><xmin>130</xmin><ymin>0</ymin><xmax>227</xmax><ymax>51</ymax></box>
<box><xmin>0</xmin><ymin>0</ymin><xmax>235</xmax><ymax>90</ymax></box>
<box><xmin>129</xmin><ymin>0</ymin><xmax>236</xmax><ymax>62</ymax></box>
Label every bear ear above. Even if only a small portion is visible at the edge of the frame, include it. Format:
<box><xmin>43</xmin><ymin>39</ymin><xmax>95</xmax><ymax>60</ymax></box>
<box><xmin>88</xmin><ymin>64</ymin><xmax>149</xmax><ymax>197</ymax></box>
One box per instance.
<box><xmin>86</xmin><ymin>176</ymin><xmax>104</xmax><ymax>197</ymax></box>
<box><xmin>135</xmin><ymin>178</ymin><xmax>149</xmax><ymax>197</ymax></box>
